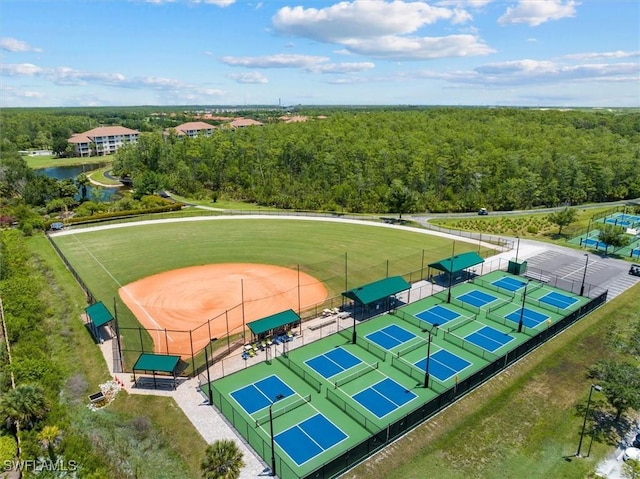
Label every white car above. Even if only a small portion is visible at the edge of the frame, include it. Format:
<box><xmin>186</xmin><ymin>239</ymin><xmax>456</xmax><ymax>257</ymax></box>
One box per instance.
<box><xmin>623</xmin><ymin>447</ymin><xmax>640</xmax><ymax>461</ymax></box>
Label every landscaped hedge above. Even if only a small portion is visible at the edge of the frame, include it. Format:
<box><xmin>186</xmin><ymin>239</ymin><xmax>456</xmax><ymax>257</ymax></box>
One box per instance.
<box><xmin>45</xmin><ymin>203</ymin><xmax>184</xmax><ymax>229</ymax></box>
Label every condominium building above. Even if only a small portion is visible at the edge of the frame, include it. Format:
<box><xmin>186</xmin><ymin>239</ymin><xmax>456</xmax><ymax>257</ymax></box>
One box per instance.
<box><xmin>68</xmin><ymin>126</ymin><xmax>139</xmax><ymax>157</ymax></box>
<box><xmin>168</xmin><ymin>121</ymin><xmax>216</xmax><ymax>138</ymax></box>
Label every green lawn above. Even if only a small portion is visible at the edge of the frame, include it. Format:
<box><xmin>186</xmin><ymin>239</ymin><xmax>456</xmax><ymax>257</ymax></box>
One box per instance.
<box><xmin>51</xmin><ymin>218</ymin><xmax>493</xmax><ymax>370</ymax></box>
<box><xmin>26</xmin><ymin>155</ymin><xmax>110</xmax><ymax>169</ymax></box>
<box><xmin>345</xmin><ymin>283</ymin><xmax>640</xmax><ymax>479</ymax></box>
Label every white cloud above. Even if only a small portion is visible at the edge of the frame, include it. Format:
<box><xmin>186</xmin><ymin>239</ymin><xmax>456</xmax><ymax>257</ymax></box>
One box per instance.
<box><xmin>564</xmin><ymin>50</ymin><xmax>640</xmax><ymax>60</ymax></box>
<box><xmin>227</xmin><ymin>72</ymin><xmax>269</xmax><ymax>83</ymax></box>
<box><xmin>271</xmin><ymin>0</ymin><xmax>493</xmax><ymax>61</ymax></box>
<box><xmin>0</xmin><ymin>37</ymin><xmax>42</xmax><ymax>53</ymax></box>
<box><xmin>221</xmin><ymin>53</ymin><xmax>329</xmax><ymax>68</ymax></box>
<box><xmin>273</xmin><ymin>0</ymin><xmax>467</xmax><ymax>42</ymax></box>
<box><xmin>0</xmin><ymin>62</ymin><xmax>226</xmax><ymax>99</ymax></box>
<box><xmin>467</xmin><ymin>59</ymin><xmax>639</xmax><ymax>85</ymax></box>
<box><xmin>498</xmin><ymin>0</ymin><xmax>578</xmax><ymax>27</ymax></box>
<box><xmin>343</xmin><ymin>34</ymin><xmax>494</xmax><ymax>60</ymax></box>
<box><xmin>305</xmin><ymin>62</ymin><xmax>375</xmax><ymax>74</ymax></box>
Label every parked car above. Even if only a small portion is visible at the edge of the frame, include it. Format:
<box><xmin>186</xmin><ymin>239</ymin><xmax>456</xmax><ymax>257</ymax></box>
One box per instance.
<box><xmin>623</xmin><ymin>447</ymin><xmax>640</xmax><ymax>461</ymax></box>
<box><xmin>478</xmin><ymin>208</ymin><xmax>488</xmax><ymax>216</ymax></box>
<box><xmin>630</xmin><ymin>264</ymin><xmax>640</xmax><ymax>277</ymax></box>
<box><xmin>633</xmin><ymin>433</ymin><xmax>640</xmax><ymax>448</ymax></box>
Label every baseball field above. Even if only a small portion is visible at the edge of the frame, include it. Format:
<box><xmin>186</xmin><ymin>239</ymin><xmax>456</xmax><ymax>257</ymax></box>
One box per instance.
<box><xmin>50</xmin><ymin>216</ymin><xmax>494</xmax><ymax>371</ymax></box>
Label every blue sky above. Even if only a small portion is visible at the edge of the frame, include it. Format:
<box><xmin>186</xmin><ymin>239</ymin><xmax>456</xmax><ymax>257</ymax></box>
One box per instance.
<box><xmin>1</xmin><ymin>0</ymin><xmax>638</xmax><ymax>107</ymax></box>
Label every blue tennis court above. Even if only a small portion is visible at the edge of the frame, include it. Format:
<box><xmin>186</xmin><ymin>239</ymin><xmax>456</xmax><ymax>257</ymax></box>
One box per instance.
<box><xmin>415</xmin><ymin>305</ymin><xmax>460</xmax><ymax>326</ymax></box>
<box><xmin>582</xmin><ymin>238</ymin><xmax>604</xmax><ymax>249</ymax></box>
<box><xmin>275</xmin><ymin>413</ymin><xmax>348</xmax><ymax>466</ymax></box>
<box><xmin>415</xmin><ymin>349</ymin><xmax>471</xmax><ymax>382</ymax></box>
<box><xmin>539</xmin><ymin>291</ymin><xmax>578</xmax><ymax>309</ymax></box>
<box><xmin>365</xmin><ymin>324</ymin><xmax>415</xmax><ymax>350</ymax></box>
<box><xmin>305</xmin><ymin>347</ymin><xmax>362</xmax><ymax>379</ymax></box>
<box><xmin>230</xmin><ymin>375</ymin><xmax>294</xmax><ymax>414</ymax></box>
<box><xmin>465</xmin><ymin>326</ymin><xmax>514</xmax><ymax>352</ymax></box>
<box><xmin>457</xmin><ymin>290</ymin><xmax>498</xmax><ymax>308</ymax></box>
<box><xmin>605</xmin><ymin>218</ymin><xmax>632</xmax><ymax>227</ymax></box>
<box><xmin>505</xmin><ymin>307</ymin><xmax>550</xmax><ymax>329</ymax></box>
<box><xmin>352</xmin><ymin>377</ymin><xmax>417</xmax><ymax>418</ymax></box>
<box><xmin>492</xmin><ymin>276</ymin><xmax>527</xmax><ymax>292</ymax></box>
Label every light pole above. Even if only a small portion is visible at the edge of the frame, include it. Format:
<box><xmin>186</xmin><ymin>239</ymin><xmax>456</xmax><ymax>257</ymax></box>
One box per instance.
<box><xmin>204</xmin><ymin>337</ymin><xmax>217</xmax><ymax>405</ymax></box>
<box><xmin>576</xmin><ymin>384</ymin><xmax>602</xmax><ymax>457</ymax></box>
<box><xmin>517</xmin><ymin>280</ymin><xmax>529</xmax><ymax>333</ymax></box>
<box><xmin>270</xmin><ymin>394</ymin><xmax>284</xmax><ymax>476</ymax></box>
<box><xmin>580</xmin><ymin>254</ymin><xmax>589</xmax><ymax>296</ymax></box>
<box><xmin>515</xmin><ymin>236</ymin><xmax>521</xmax><ymax>263</ymax></box>
<box><xmin>422</xmin><ymin>324</ymin><xmax>438</xmax><ymax>389</ymax></box>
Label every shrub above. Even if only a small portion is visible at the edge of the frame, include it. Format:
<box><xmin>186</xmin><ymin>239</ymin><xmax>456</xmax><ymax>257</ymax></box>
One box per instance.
<box><xmin>0</xmin><ymin>435</ymin><xmax>17</xmax><ymax>462</ymax></box>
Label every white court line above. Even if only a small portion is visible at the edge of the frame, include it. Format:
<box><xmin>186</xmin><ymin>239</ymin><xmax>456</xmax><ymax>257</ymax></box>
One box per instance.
<box><xmin>560</xmin><ymin>260</ymin><xmax>597</xmax><ymax>280</ymax></box>
<box><xmin>71</xmin><ymin>234</ymin><xmax>173</xmax><ymax>345</ymax></box>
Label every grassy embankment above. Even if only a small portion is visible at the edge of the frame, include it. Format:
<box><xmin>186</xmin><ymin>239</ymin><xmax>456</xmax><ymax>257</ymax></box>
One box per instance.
<box><xmin>429</xmin><ymin>206</ymin><xmax>624</xmax><ymax>247</ymax></box>
<box><xmin>347</xmin><ymin>283</ymin><xmax>640</xmax><ymax>479</ymax></box>
<box><xmin>27</xmin><ymin>234</ymin><xmax>207</xmax><ymax>479</ymax></box>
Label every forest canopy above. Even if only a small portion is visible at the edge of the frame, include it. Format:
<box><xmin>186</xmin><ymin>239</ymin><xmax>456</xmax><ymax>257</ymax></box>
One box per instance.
<box><xmin>3</xmin><ymin>107</ymin><xmax>640</xmax><ymax>214</ymax></box>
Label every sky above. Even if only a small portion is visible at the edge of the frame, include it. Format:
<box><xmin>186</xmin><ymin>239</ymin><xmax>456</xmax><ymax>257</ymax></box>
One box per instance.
<box><xmin>1</xmin><ymin>0</ymin><xmax>639</xmax><ymax>108</ymax></box>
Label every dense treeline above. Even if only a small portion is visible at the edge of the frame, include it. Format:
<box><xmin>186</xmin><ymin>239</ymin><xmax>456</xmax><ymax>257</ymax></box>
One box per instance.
<box><xmin>2</xmin><ymin>107</ymin><xmax>640</xmax><ymax>214</ymax></box>
<box><xmin>113</xmin><ymin>108</ymin><xmax>640</xmax><ymax>212</ymax></box>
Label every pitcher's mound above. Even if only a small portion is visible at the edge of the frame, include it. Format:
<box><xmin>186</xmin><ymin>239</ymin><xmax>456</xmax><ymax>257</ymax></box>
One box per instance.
<box><xmin>119</xmin><ymin>263</ymin><xmax>327</xmax><ymax>355</ymax></box>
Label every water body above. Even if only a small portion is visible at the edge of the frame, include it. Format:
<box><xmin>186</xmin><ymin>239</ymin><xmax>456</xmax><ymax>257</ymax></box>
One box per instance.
<box><xmin>37</xmin><ymin>164</ymin><xmax>123</xmax><ymax>201</ymax></box>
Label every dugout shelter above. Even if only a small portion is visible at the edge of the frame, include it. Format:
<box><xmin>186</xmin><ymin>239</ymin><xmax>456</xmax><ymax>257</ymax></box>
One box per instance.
<box><xmin>132</xmin><ymin>353</ymin><xmax>181</xmax><ymax>390</ymax></box>
<box><xmin>342</xmin><ymin>276</ymin><xmax>410</xmax><ymax>320</ymax></box>
<box><xmin>428</xmin><ymin>251</ymin><xmax>485</xmax><ymax>286</ymax></box>
<box><xmin>84</xmin><ymin>301</ymin><xmax>114</xmax><ymax>343</ymax></box>
<box><xmin>248</xmin><ymin>309</ymin><xmax>301</xmax><ymax>341</ymax></box>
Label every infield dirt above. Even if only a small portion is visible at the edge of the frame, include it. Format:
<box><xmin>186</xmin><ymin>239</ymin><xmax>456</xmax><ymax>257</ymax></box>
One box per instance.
<box><xmin>119</xmin><ymin>263</ymin><xmax>327</xmax><ymax>355</ymax></box>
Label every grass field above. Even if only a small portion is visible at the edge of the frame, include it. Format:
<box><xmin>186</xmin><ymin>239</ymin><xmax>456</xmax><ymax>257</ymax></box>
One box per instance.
<box><xmin>50</xmin><ymin>218</ymin><xmax>494</xmax><ymax>370</ymax></box>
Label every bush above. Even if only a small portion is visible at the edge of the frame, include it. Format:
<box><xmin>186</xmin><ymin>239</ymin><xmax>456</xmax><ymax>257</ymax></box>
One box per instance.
<box><xmin>0</xmin><ymin>435</ymin><xmax>17</xmax><ymax>462</ymax></box>
<box><xmin>527</xmin><ymin>225</ymin><xmax>539</xmax><ymax>234</ymax></box>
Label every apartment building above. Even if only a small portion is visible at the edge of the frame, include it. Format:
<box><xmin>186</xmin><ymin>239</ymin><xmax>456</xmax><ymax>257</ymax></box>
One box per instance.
<box><xmin>68</xmin><ymin>126</ymin><xmax>139</xmax><ymax>157</ymax></box>
<box><xmin>169</xmin><ymin>121</ymin><xmax>216</xmax><ymax>138</ymax></box>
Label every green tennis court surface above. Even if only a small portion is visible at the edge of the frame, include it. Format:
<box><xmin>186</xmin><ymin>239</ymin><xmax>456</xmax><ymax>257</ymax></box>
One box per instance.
<box><xmin>209</xmin><ymin>270</ymin><xmax>601</xmax><ymax>479</ymax></box>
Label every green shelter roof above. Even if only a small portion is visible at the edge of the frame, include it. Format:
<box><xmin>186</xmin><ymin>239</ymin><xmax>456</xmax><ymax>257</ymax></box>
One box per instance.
<box><xmin>85</xmin><ymin>301</ymin><xmax>114</xmax><ymax>328</ymax></box>
<box><xmin>133</xmin><ymin>353</ymin><xmax>181</xmax><ymax>373</ymax></box>
<box><xmin>428</xmin><ymin>251</ymin><xmax>484</xmax><ymax>274</ymax></box>
<box><xmin>248</xmin><ymin>309</ymin><xmax>300</xmax><ymax>336</ymax></box>
<box><xmin>342</xmin><ymin>276</ymin><xmax>410</xmax><ymax>305</ymax></box>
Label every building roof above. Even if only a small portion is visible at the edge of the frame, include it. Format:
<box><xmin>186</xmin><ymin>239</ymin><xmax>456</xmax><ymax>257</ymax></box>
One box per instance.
<box><xmin>248</xmin><ymin>309</ymin><xmax>300</xmax><ymax>336</ymax></box>
<box><xmin>133</xmin><ymin>353</ymin><xmax>181</xmax><ymax>373</ymax></box>
<box><xmin>229</xmin><ymin>118</ymin><xmax>263</xmax><ymax>128</ymax></box>
<box><xmin>85</xmin><ymin>301</ymin><xmax>114</xmax><ymax>328</ymax></box>
<box><xmin>68</xmin><ymin>126</ymin><xmax>139</xmax><ymax>143</ymax></box>
<box><xmin>342</xmin><ymin>276</ymin><xmax>410</xmax><ymax>305</ymax></box>
<box><xmin>428</xmin><ymin>251</ymin><xmax>485</xmax><ymax>274</ymax></box>
<box><xmin>173</xmin><ymin>121</ymin><xmax>215</xmax><ymax>135</ymax></box>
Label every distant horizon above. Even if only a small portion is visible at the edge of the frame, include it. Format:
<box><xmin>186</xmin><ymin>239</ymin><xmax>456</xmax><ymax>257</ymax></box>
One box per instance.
<box><xmin>3</xmin><ymin>104</ymin><xmax>638</xmax><ymax>111</ymax></box>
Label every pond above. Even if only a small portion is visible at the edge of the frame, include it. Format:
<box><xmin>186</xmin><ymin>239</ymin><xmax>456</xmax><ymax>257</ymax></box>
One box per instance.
<box><xmin>37</xmin><ymin>163</ymin><xmax>124</xmax><ymax>201</ymax></box>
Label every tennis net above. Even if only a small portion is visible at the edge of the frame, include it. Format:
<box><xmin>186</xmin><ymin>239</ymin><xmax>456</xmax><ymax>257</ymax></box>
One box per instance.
<box><xmin>446</xmin><ymin>313</ymin><xmax>477</xmax><ymax>333</ymax></box>
<box><xmin>255</xmin><ymin>394</ymin><xmax>312</xmax><ymax>427</ymax></box>
<box><xmin>470</xmin><ymin>277</ymin><xmax>517</xmax><ymax>298</ymax></box>
<box><xmin>334</xmin><ymin>361</ymin><xmax>378</xmax><ymax>388</ymax></box>
<box><xmin>396</xmin><ymin>338</ymin><xmax>429</xmax><ymax>358</ymax></box>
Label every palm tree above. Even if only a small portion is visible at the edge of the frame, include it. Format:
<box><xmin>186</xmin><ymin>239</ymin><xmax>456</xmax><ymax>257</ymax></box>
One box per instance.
<box><xmin>201</xmin><ymin>439</ymin><xmax>244</xmax><ymax>479</ymax></box>
<box><xmin>0</xmin><ymin>384</ymin><xmax>49</xmax><ymax>433</ymax></box>
<box><xmin>37</xmin><ymin>425</ymin><xmax>62</xmax><ymax>461</ymax></box>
